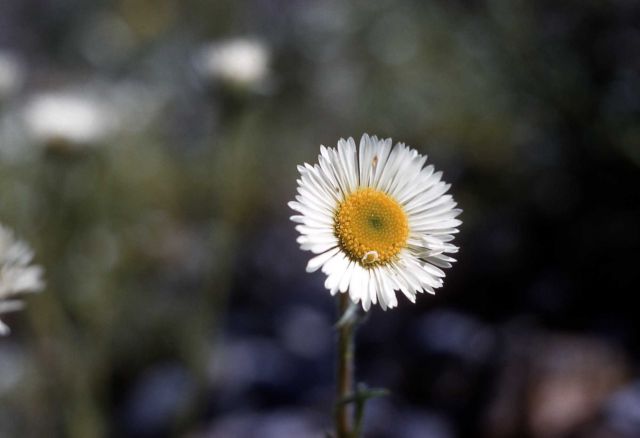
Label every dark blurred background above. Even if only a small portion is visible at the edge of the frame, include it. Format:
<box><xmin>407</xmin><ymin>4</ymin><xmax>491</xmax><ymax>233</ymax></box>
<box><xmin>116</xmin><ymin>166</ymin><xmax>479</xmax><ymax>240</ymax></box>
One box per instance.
<box><xmin>0</xmin><ymin>0</ymin><xmax>639</xmax><ymax>437</ymax></box>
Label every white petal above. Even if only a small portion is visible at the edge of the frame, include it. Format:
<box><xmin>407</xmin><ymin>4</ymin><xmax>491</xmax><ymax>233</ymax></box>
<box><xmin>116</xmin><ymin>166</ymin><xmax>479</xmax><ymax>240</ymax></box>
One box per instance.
<box><xmin>339</xmin><ymin>261</ymin><xmax>356</xmax><ymax>293</ymax></box>
<box><xmin>324</xmin><ymin>254</ymin><xmax>350</xmax><ymax>295</ymax></box>
<box><xmin>349</xmin><ymin>265</ymin><xmax>363</xmax><ymax>302</ymax></box>
<box><xmin>384</xmin><ymin>264</ymin><xmax>415</xmax><ymax>303</ymax></box>
<box><xmin>370</xmin><ymin>137</ymin><xmax>393</xmax><ymax>189</ymax></box>
<box><xmin>358</xmin><ymin>134</ymin><xmax>373</xmax><ymax>187</ymax></box>
<box><xmin>299</xmin><ymin>240</ymin><xmax>338</xmax><ymax>254</ymax></box>
<box><xmin>306</xmin><ymin>247</ymin><xmax>341</xmax><ymax>273</ymax></box>
<box><xmin>422</xmin><ymin>263</ymin><xmax>446</xmax><ymax>278</ymax></box>
<box><xmin>366</xmin><ymin>270</ymin><xmax>377</xmax><ymax>305</ymax></box>
<box><xmin>377</xmin><ymin>268</ymin><xmax>397</xmax><ymax>309</ymax></box>
<box><xmin>373</xmin><ymin>270</ymin><xmax>387</xmax><ymax>310</ymax></box>
<box><xmin>359</xmin><ymin>269</ymin><xmax>372</xmax><ymax>311</ymax></box>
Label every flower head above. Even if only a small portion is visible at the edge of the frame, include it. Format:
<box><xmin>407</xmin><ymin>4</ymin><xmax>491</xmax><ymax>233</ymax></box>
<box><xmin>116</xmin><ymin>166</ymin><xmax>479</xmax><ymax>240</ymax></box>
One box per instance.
<box><xmin>195</xmin><ymin>38</ymin><xmax>270</xmax><ymax>90</ymax></box>
<box><xmin>0</xmin><ymin>225</ymin><xmax>44</xmax><ymax>335</ymax></box>
<box><xmin>290</xmin><ymin>134</ymin><xmax>461</xmax><ymax>310</ymax></box>
<box><xmin>22</xmin><ymin>91</ymin><xmax>117</xmax><ymax>150</ymax></box>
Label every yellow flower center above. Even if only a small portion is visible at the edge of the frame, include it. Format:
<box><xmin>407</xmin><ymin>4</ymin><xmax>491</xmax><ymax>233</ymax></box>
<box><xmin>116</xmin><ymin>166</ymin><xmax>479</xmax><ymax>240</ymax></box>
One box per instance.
<box><xmin>334</xmin><ymin>188</ymin><xmax>409</xmax><ymax>266</ymax></box>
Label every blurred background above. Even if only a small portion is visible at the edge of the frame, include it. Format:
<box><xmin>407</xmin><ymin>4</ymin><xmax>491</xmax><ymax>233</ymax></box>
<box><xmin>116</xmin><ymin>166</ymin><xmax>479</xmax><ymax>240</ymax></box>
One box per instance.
<box><xmin>0</xmin><ymin>0</ymin><xmax>639</xmax><ymax>437</ymax></box>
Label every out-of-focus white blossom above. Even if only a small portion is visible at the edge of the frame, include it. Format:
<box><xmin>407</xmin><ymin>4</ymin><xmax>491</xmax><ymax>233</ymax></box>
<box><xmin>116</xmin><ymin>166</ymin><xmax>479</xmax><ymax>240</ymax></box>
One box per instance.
<box><xmin>0</xmin><ymin>51</ymin><xmax>23</xmax><ymax>100</ymax></box>
<box><xmin>195</xmin><ymin>38</ymin><xmax>270</xmax><ymax>90</ymax></box>
<box><xmin>0</xmin><ymin>225</ymin><xmax>44</xmax><ymax>335</ymax></box>
<box><xmin>22</xmin><ymin>91</ymin><xmax>118</xmax><ymax>150</ymax></box>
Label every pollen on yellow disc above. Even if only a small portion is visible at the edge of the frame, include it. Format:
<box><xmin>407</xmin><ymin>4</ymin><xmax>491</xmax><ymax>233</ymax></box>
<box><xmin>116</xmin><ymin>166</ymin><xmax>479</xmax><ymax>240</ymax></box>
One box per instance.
<box><xmin>334</xmin><ymin>188</ymin><xmax>409</xmax><ymax>266</ymax></box>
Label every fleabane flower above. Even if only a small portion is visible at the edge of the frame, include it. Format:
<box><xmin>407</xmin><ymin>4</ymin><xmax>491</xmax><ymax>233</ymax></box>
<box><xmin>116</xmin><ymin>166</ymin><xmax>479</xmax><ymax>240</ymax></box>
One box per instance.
<box><xmin>0</xmin><ymin>225</ymin><xmax>44</xmax><ymax>335</ymax></box>
<box><xmin>290</xmin><ymin>134</ymin><xmax>461</xmax><ymax>311</ymax></box>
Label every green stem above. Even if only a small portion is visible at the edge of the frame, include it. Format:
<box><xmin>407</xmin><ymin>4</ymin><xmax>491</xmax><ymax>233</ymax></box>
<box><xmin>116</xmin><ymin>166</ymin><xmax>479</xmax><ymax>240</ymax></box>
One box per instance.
<box><xmin>335</xmin><ymin>293</ymin><xmax>354</xmax><ymax>438</ymax></box>
<box><xmin>352</xmin><ymin>385</ymin><xmax>366</xmax><ymax>438</ymax></box>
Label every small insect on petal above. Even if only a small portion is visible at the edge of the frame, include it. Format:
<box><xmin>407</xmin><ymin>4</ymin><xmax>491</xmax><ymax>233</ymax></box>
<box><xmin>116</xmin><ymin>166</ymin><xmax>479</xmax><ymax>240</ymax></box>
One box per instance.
<box><xmin>361</xmin><ymin>250</ymin><xmax>379</xmax><ymax>265</ymax></box>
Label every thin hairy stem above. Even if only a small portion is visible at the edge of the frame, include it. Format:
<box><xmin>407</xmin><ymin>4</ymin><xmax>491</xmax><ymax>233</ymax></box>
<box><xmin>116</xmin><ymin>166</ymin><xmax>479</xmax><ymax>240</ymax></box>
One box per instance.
<box><xmin>335</xmin><ymin>293</ymin><xmax>354</xmax><ymax>438</ymax></box>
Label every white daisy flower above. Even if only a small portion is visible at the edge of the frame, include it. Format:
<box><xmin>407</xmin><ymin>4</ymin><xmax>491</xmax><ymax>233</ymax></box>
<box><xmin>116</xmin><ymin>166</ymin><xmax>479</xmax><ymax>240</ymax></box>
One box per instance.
<box><xmin>0</xmin><ymin>225</ymin><xmax>44</xmax><ymax>335</ymax></box>
<box><xmin>289</xmin><ymin>134</ymin><xmax>461</xmax><ymax>311</ymax></box>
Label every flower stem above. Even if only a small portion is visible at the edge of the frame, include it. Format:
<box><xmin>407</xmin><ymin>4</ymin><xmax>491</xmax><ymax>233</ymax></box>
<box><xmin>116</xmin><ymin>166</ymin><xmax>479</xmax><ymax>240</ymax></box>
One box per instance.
<box><xmin>335</xmin><ymin>293</ymin><xmax>354</xmax><ymax>438</ymax></box>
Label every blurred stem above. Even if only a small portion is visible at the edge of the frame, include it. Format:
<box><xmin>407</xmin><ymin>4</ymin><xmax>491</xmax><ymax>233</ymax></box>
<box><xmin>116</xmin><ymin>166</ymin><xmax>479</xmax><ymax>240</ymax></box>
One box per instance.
<box><xmin>352</xmin><ymin>388</ymin><xmax>366</xmax><ymax>438</ymax></box>
<box><xmin>335</xmin><ymin>293</ymin><xmax>354</xmax><ymax>438</ymax></box>
<box><xmin>352</xmin><ymin>384</ymin><xmax>390</xmax><ymax>438</ymax></box>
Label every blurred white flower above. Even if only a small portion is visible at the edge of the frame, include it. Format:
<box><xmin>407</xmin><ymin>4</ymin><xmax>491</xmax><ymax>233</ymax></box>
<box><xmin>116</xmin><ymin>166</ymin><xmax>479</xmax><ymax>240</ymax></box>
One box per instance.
<box><xmin>22</xmin><ymin>91</ymin><xmax>118</xmax><ymax>150</ymax></box>
<box><xmin>195</xmin><ymin>38</ymin><xmax>270</xmax><ymax>90</ymax></box>
<box><xmin>0</xmin><ymin>225</ymin><xmax>44</xmax><ymax>335</ymax></box>
<box><xmin>0</xmin><ymin>51</ymin><xmax>23</xmax><ymax>100</ymax></box>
